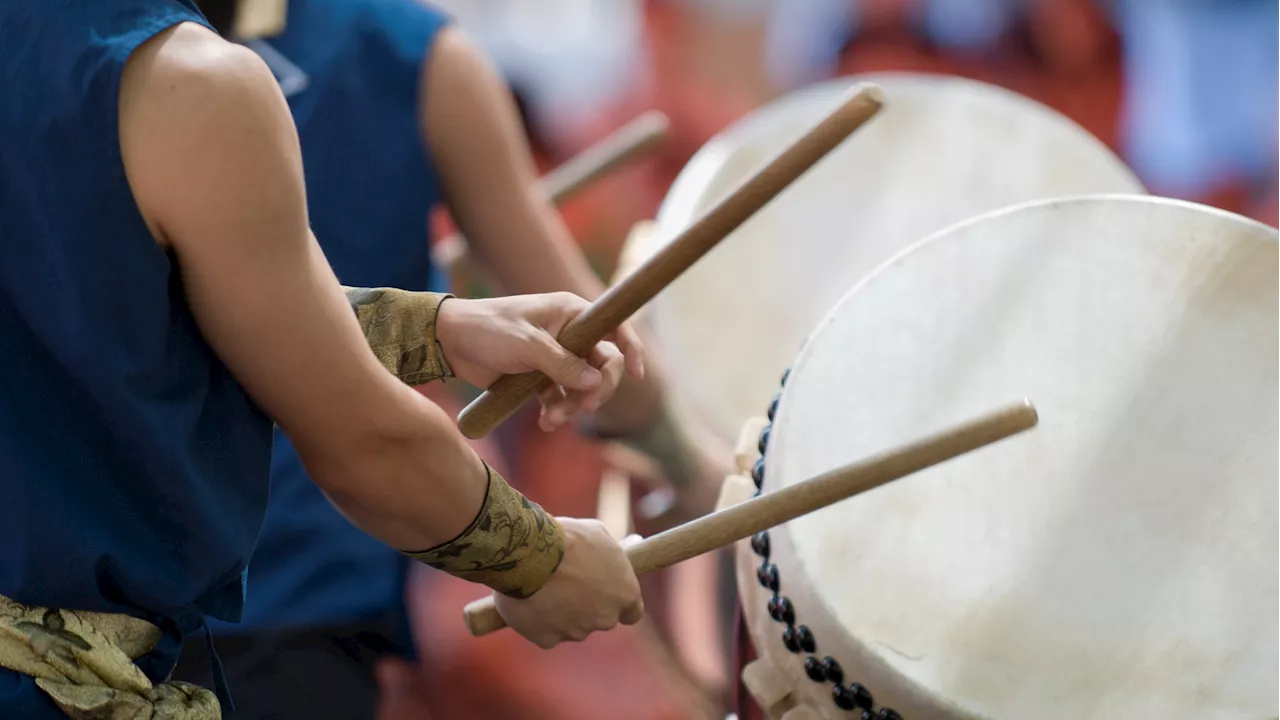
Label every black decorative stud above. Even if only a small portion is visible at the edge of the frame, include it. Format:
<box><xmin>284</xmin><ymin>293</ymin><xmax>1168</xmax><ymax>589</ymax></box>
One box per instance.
<box><xmin>756</xmin><ymin>562</ymin><xmax>779</xmax><ymax>592</ymax></box>
<box><xmin>773</xmin><ymin>596</ymin><xmax>795</xmax><ymax>625</ymax></box>
<box><xmin>878</xmin><ymin>709</ymin><xmax>903</xmax><ymax>720</ymax></box>
<box><xmin>767</xmin><ymin>596</ymin><xmax>783</xmax><ymax>622</ymax></box>
<box><xmin>750</xmin><ymin>531</ymin><xmax>770</xmax><ymax>558</ymax></box>
<box><xmin>846</xmin><ymin>683</ymin><xmax>873</xmax><ymax>710</ymax></box>
<box><xmin>751</xmin><ymin>457</ymin><xmax>765</xmax><ymax>488</ymax></box>
<box><xmin>803</xmin><ymin>656</ymin><xmax>826</xmax><ymax>682</ymax></box>
<box><xmin>795</xmin><ymin>624</ymin><xmax>816</xmax><ymax>653</ymax></box>
<box><xmin>767</xmin><ymin>393</ymin><xmax>781</xmax><ymax>421</ymax></box>
<box><xmin>757</xmin><ymin>424</ymin><xmax>771</xmax><ymax>455</ymax></box>
<box><xmin>833</xmin><ymin>684</ymin><xmax>857</xmax><ymax>711</ymax></box>
<box><xmin>820</xmin><ymin>656</ymin><xmax>843</xmax><ymax>684</ymax></box>
<box><xmin>782</xmin><ymin>626</ymin><xmax>803</xmax><ymax>653</ymax></box>
<box><xmin>781</xmin><ymin>366</ymin><xmax>791</xmax><ymax>386</ymax></box>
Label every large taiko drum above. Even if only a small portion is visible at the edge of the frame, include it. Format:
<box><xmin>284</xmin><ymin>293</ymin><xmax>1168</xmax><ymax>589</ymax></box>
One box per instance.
<box><xmin>622</xmin><ymin>73</ymin><xmax>1145</xmax><ymax>448</ymax></box>
<box><xmin>731</xmin><ymin>195</ymin><xmax>1277</xmax><ymax>720</ymax></box>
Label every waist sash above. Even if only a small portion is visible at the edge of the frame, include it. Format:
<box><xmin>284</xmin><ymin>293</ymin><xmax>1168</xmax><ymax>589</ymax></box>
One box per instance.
<box><xmin>0</xmin><ymin>594</ymin><xmax>219</xmax><ymax>719</ymax></box>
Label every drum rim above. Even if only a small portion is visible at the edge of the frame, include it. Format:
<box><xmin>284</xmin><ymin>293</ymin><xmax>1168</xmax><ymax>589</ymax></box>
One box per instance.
<box><xmin>651</xmin><ymin>72</ymin><xmax>1146</xmax><ymax>246</ymax></box>
<box><xmin>639</xmin><ymin>73</ymin><xmax>1149</xmax><ymax>444</ymax></box>
<box><xmin>751</xmin><ymin>192</ymin><xmax>1277</xmax><ymax>718</ymax></box>
<box><xmin>805</xmin><ymin>192</ymin><xmax>1279</xmax><ymax>345</ymax></box>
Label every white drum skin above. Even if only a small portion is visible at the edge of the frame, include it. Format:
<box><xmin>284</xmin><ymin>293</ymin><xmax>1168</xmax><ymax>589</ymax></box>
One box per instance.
<box><xmin>630</xmin><ymin>73</ymin><xmax>1145</xmax><ymax>446</ymax></box>
<box><xmin>736</xmin><ymin>195</ymin><xmax>1278</xmax><ymax>720</ymax></box>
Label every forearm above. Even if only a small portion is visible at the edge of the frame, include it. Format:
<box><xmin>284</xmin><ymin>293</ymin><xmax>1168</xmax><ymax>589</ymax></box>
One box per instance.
<box><xmin>294</xmin><ymin>387</ymin><xmax>485</xmax><ymax>549</ymax></box>
<box><xmin>343</xmin><ymin>286</ymin><xmax>454</xmax><ymax>385</ymax></box>
<box><xmin>298</xmin><ymin>392</ymin><xmax>563</xmax><ymax>597</ymax></box>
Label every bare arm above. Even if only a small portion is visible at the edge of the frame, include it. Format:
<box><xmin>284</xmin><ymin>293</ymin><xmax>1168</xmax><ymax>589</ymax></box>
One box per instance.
<box><xmin>422</xmin><ymin>28</ymin><xmax>604</xmax><ymax>299</ymax></box>
<box><xmin>421</xmin><ymin>27</ymin><xmax>661</xmax><ymax>430</ymax></box>
<box><xmin>119</xmin><ymin>23</ymin><xmax>484</xmax><ymax>551</ymax></box>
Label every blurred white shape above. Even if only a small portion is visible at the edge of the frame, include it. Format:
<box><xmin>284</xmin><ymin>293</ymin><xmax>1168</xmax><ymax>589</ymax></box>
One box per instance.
<box><xmin>431</xmin><ymin>0</ymin><xmax>647</xmax><ymax>134</ymax></box>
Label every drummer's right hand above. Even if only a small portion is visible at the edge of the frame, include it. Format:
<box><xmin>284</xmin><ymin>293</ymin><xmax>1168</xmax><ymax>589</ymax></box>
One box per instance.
<box><xmin>494</xmin><ymin>517</ymin><xmax>644</xmax><ymax>649</ymax></box>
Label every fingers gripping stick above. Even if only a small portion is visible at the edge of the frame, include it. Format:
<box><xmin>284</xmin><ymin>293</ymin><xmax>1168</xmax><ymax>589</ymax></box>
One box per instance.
<box><xmin>455</xmin><ymin>84</ymin><xmax>888</xmax><ymax>439</ymax></box>
<box><xmin>463</xmin><ymin>400</ymin><xmax>1039</xmax><ymax>636</ymax></box>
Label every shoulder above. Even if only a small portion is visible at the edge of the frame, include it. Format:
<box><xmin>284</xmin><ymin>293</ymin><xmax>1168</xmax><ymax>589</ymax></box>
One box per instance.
<box><xmin>120</xmin><ymin>21</ymin><xmax>281</xmax><ymax>124</ymax></box>
<box><xmin>422</xmin><ymin>22</ymin><xmax>495</xmax><ymax>93</ymax></box>
<box><xmin>118</xmin><ymin>22</ymin><xmax>301</xmax><ymax>239</ymax></box>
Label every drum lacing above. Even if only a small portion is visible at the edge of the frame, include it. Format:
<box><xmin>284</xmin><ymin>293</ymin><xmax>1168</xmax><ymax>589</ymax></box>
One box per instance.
<box><xmin>749</xmin><ymin>368</ymin><xmax>902</xmax><ymax>719</ymax></box>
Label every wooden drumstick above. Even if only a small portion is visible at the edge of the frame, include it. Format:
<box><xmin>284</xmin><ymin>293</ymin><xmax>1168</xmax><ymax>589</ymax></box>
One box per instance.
<box><xmin>455</xmin><ymin>83</ymin><xmax>887</xmax><ymax>439</ymax></box>
<box><xmin>434</xmin><ymin>111</ymin><xmax>670</xmax><ymax>273</ymax></box>
<box><xmin>540</xmin><ymin>110</ymin><xmax>670</xmax><ymax>202</ymax></box>
<box><xmin>462</xmin><ymin>399</ymin><xmax>1039</xmax><ymax>636</ymax></box>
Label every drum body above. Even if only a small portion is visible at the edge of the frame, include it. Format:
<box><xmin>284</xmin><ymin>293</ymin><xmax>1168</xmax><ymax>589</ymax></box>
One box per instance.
<box><xmin>625</xmin><ymin>73</ymin><xmax>1145</xmax><ymax>446</ymax></box>
<box><xmin>735</xmin><ymin>195</ymin><xmax>1278</xmax><ymax>719</ymax></box>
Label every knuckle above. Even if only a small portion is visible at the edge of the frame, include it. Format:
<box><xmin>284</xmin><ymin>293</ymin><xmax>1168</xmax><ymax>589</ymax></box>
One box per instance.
<box><xmin>550</xmin><ymin>291</ymin><xmax>579</xmax><ymax>308</ymax></box>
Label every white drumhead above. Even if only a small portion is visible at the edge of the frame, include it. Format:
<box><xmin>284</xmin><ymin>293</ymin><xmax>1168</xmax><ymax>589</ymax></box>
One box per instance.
<box><xmin>768</xmin><ymin>195</ymin><xmax>1277</xmax><ymax>719</ymax></box>
<box><xmin>640</xmin><ymin>73</ymin><xmax>1144</xmax><ymax>443</ymax></box>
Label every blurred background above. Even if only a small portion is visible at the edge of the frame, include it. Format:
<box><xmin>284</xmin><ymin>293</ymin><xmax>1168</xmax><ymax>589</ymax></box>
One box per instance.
<box><xmin>408</xmin><ymin>1</ymin><xmax>1278</xmax><ymax>718</ymax></box>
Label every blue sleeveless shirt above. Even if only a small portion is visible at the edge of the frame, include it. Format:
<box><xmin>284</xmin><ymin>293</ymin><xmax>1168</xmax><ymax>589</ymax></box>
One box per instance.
<box><xmin>208</xmin><ymin>0</ymin><xmax>452</xmax><ymax>634</ymax></box>
<box><xmin>0</xmin><ymin>1</ymin><xmax>273</xmax><ymax>715</ymax></box>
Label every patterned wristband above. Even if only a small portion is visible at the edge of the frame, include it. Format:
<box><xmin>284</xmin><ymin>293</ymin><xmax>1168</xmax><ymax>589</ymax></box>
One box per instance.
<box><xmin>404</xmin><ymin>464</ymin><xmax>566</xmax><ymax>599</ymax></box>
<box><xmin>344</xmin><ymin>287</ymin><xmax>456</xmax><ymax>385</ymax></box>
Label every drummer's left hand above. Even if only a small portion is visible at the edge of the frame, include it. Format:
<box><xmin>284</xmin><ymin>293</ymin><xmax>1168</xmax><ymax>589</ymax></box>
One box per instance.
<box><xmin>436</xmin><ymin>293</ymin><xmax>645</xmax><ymax>430</ymax></box>
<box><xmin>603</xmin><ymin>443</ymin><xmax>730</xmax><ymax>531</ymax></box>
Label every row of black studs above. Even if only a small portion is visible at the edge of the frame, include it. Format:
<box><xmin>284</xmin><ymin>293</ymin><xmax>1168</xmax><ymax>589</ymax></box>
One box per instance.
<box><xmin>748</xmin><ymin>368</ymin><xmax>902</xmax><ymax>719</ymax></box>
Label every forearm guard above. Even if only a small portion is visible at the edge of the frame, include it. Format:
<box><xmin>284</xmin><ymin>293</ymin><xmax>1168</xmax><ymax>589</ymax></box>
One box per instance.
<box><xmin>344</xmin><ymin>287</ymin><xmax>455</xmax><ymax>385</ymax></box>
<box><xmin>404</xmin><ymin>464</ymin><xmax>566</xmax><ymax>599</ymax></box>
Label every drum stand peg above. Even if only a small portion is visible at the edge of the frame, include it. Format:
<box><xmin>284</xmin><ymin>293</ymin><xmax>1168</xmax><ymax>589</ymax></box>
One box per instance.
<box><xmin>720</xmin><ymin>415</ymin><xmax>769</xmax><ymax>512</ymax></box>
<box><xmin>742</xmin><ymin>656</ymin><xmax>803</xmax><ymax>719</ymax></box>
<box><xmin>734</xmin><ymin>417</ymin><xmax>771</xmax><ymax>475</ymax></box>
<box><xmin>716</xmin><ymin>474</ymin><xmax>756</xmax><ymax>512</ymax></box>
<box><xmin>778</xmin><ymin>707</ymin><xmax>822</xmax><ymax>720</ymax></box>
<box><xmin>614</xmin><ymin>220</ymin><xmax>656</xmax><ymax>289</ymax></box>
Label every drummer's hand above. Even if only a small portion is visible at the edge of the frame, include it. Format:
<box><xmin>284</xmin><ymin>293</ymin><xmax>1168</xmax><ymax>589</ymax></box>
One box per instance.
<box><xmin>436</xmin><ymin>293</ymin><xmax>645</xmax><ymax>430</ymax></box>
<box><xmin>493</xmin><ymin>518</ymin><xmax>644</xmax><ymax>649</ymax></box>
<box><xmin>605</xmin><ymin>443</ymin><xmax>731</xmax><ymax>531</ymax></box>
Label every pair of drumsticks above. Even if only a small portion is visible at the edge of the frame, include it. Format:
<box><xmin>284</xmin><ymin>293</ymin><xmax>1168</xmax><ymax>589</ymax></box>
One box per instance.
<box><xmin>450</xmin><ymin>84</ymin><xmax>1041</xmax><ymax>636</ymax></box>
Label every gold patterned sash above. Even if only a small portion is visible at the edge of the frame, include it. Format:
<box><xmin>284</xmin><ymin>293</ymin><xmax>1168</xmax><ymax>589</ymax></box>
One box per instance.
<box><xmin>0</xmin><ymin>594</ymin><xmax>219</xmax><ymax>719</ymax></box>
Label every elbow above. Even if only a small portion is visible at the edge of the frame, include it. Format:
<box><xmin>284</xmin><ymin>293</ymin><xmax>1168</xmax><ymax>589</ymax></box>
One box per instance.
<box><xmin>283</xmin><ymin>391</ymin><xmax>486</xmax><ymax>550</ymax></box>
<box><xmin>286</xmin><ymin>390</ymin><xmax>453</xmax><ymax>498</ymax></box>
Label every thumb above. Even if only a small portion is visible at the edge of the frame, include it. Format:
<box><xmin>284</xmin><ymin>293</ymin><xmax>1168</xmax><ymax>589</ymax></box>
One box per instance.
<box><xmin>531</xmin><ymin>333</ymin><xmax>601</xmax><ymax>391</ymax></box>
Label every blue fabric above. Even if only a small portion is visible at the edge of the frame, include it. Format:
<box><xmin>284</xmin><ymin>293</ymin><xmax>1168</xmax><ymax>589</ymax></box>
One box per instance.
<box><xmin>1114</xmin><ymin>0</ymin><xmax>1279</xmax><ymax>196</ymax></box>
<box><xmin>0</xmin><ymin>1</ymin><xmax>273</xmax><ymax>716</ymax></box>
<box><xmin>209</xmin><ymin>0</ymin><xmax>452</xmax><ymax>634</ymax></box>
